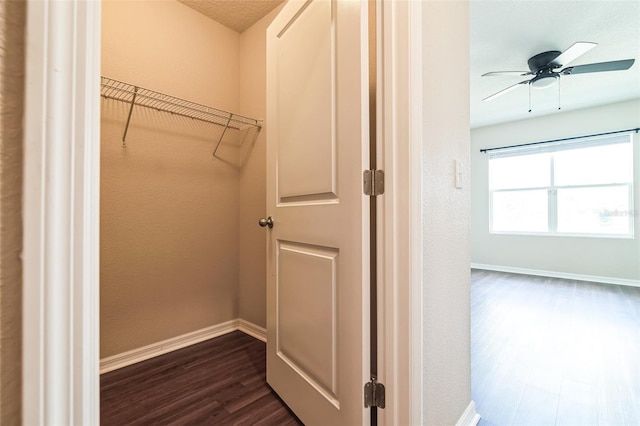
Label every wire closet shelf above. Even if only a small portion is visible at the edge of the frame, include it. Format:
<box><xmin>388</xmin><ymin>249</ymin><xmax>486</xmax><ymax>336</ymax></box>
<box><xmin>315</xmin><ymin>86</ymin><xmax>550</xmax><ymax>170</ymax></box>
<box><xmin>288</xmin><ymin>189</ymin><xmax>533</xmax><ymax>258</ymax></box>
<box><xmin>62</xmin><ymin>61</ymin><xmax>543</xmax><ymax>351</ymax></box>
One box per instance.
<box><xmin>100</xmin><ymin>76</ymin><xmax>262</xmax><ymax>151</ymax></box>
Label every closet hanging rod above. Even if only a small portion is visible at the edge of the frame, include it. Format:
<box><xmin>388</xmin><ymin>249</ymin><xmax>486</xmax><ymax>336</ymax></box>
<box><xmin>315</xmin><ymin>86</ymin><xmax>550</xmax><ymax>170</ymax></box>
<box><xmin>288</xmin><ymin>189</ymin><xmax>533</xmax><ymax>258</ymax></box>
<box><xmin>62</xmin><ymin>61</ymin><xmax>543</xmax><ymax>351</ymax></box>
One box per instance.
<box><xmin>100</xmin><ymin>76</ymin><xmax>262</xmax><ymax>146</ymax></box>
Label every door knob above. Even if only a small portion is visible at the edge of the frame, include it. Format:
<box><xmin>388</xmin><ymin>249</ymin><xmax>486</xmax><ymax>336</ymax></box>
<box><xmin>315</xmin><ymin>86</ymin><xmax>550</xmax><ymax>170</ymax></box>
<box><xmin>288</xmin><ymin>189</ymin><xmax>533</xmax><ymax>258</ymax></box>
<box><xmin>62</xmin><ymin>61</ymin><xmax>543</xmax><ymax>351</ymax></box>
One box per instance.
<box><xmin>258</xmin><ymin>217</ymin><xmax>274</xmax><ymax>229</ymax></box>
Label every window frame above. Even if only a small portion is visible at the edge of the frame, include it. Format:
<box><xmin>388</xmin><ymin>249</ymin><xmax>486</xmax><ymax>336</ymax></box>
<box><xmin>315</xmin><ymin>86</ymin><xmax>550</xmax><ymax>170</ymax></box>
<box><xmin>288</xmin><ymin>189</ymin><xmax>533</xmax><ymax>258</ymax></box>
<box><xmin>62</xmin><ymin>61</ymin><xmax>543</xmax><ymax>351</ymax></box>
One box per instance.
<box><xmin>488</xmin><ymin>133</ymin><xmax>635</xmax><ymax>239</ymax></box>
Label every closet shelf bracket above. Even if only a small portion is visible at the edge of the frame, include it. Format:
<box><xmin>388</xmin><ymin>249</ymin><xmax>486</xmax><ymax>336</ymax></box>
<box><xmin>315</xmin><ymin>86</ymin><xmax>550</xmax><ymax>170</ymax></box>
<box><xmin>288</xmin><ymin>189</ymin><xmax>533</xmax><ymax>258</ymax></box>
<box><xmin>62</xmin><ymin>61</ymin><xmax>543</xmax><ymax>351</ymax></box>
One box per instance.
<box><xmin>122</xmin><ymin>86</ymin><xmax>138</xmax><ymax>147</ymax></box>
<box><xmin>212</xmin><ymin>116</ymin><xmax>233</xmax><ymax>158</ymax></box>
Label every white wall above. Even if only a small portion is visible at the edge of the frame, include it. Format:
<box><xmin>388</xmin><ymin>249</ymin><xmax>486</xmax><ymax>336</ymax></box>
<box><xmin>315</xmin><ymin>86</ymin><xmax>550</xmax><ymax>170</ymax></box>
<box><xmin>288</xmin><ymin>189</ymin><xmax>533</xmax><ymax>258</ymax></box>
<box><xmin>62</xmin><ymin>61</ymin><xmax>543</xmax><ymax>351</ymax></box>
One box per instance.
<box><xmin>238</xmin><ymin>6</ymin><xmax>282</xmax><ymax>329</ymax></box>
<box><xmin>102</xmin><ymin>1</ymin><xmax>240</xmax><ymax>112</ymax></box>
<box><xmin>101</xmin><ymin>0</ymin><xmax>242</xmax><ymax>357</ymax></box>
<box><xmin>471</xmin><ymin>99</ymin><xmax>640</xmax><ymax>282</ymax></box>
<box><xmin>421</xmin><ymin>2</ymin><xmax>473</xmax><ymax>424</ymax></box>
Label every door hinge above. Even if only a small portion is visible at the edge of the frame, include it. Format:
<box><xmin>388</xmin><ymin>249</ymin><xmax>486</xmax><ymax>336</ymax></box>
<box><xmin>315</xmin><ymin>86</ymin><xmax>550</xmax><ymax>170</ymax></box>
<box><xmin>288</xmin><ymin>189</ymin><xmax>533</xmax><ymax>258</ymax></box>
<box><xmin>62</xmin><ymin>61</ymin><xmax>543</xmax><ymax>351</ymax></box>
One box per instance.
<box><xmin>363</xmin><ymin>170</ymin><xmax>384</xmax><ymax>196</ymax></box>
<box><xmin>364</xmin><ymin>379</ymin><xmax>386</xmax><ymax>408</ymax></box>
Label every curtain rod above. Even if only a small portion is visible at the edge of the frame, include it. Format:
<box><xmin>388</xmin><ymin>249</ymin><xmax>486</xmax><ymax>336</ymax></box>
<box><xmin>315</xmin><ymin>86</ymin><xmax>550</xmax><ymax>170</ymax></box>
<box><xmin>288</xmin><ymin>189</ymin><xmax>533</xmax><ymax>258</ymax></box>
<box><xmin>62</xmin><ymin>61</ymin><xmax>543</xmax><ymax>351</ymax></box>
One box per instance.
<box><xmin>480</xmin><ymin>127</ymin><xmax>640</xmax><ymax>153</ymax></box>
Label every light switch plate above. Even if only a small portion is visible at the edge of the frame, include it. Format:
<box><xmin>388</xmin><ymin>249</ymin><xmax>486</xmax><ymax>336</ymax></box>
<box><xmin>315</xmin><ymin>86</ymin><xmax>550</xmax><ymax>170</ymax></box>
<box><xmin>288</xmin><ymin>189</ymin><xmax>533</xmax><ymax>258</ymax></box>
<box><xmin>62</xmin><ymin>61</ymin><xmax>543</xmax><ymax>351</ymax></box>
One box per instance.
<box><xmin>455</xmin><ymin>159</ymin><xmax>463</xmax><ymax>189</ymax></box>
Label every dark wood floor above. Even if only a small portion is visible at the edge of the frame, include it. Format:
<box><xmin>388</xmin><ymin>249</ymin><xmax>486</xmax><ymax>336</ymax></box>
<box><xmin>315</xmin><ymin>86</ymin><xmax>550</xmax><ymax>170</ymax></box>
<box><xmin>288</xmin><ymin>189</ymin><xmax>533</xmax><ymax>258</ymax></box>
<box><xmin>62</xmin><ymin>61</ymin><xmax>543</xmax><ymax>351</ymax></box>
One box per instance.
<box><xmin>101</xmin><ymin>331</ymin><xmax>302</xmax><ymax>425</ymax></box>
<box><xmin>472</xmin><ymin>269</ymin><xmax>640</xmax><ymax>426</ymax></box>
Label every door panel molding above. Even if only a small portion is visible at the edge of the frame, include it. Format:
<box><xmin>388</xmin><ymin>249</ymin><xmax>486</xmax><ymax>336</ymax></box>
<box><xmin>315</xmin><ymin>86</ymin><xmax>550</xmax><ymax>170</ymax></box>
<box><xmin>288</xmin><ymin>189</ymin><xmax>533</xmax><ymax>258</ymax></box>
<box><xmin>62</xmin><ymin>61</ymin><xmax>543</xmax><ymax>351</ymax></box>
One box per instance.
<box><xmin>275</xmin><ymin>0</ymin><xmax>337</xmax><ymax>203</ymax></box>
<box><xmin>276</xmin><ymin>240</ymin><xmax>338</xmax><ymax>403</ymax></box>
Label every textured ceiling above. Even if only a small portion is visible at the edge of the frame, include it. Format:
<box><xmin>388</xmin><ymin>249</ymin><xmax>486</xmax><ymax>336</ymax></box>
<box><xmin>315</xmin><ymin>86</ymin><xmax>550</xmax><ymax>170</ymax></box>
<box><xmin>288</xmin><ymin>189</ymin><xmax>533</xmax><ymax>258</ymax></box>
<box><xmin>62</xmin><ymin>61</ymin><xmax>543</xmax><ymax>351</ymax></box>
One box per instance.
<box><xmin>179</xmin><ymin>0</ymin><xmax>638</xmax><ymax>127</ymax></box>
<box><xmin>471</xmin><ymin>1</ymin><xmax>640</xmax><ymax>128</ymax></box>
<box><xmin>178</xmin><ymin>0</ymin><xmax>285</xmax><ymax>33</ymax></box>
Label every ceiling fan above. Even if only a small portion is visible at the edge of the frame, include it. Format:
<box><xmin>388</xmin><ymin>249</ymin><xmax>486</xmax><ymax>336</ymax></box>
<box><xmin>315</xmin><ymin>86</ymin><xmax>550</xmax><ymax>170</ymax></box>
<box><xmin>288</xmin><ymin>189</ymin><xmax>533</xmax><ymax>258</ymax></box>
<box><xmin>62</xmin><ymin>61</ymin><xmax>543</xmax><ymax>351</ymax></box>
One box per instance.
<box><xmin>482</xmin><ymin>42</ymin><xmax>635</xmax><ymax>102</ymax></box>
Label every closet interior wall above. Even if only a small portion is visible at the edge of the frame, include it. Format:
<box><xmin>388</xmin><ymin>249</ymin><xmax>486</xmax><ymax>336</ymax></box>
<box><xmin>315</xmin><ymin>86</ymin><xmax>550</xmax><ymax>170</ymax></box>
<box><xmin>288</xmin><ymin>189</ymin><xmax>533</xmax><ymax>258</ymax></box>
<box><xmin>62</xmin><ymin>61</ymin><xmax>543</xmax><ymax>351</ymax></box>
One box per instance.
<box><xmin>101</xmin><ymin>0</ymin><xmax>276</xmax><ymax>358</ymax></box>
<box><xmin>238</xmin><ymin>11</ymin><xmax>280</xmax><ymax>329</ymax></box>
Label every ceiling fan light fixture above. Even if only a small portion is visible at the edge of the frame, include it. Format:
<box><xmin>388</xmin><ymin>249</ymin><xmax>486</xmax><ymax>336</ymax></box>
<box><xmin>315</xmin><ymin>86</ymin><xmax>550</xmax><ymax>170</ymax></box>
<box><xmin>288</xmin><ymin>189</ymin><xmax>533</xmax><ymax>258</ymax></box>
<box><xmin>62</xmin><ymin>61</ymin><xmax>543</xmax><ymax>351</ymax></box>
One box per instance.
<box><xmin>531</xmin><ymin>74</ymin><xmax>559</xmax><ymax>89</ymax></box>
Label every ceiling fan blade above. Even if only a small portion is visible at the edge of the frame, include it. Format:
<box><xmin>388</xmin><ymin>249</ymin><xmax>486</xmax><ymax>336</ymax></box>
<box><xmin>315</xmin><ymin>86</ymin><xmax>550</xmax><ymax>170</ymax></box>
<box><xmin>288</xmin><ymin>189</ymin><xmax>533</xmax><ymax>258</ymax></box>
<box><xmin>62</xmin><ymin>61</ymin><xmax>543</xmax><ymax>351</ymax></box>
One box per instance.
<box><xmin>561</xmin><ymin>59</ymin><xmax>635</xmax><ymax>75</ymax></box>
<box><xmin>482</xmin><ymin>80</ymin><xmax>530</xmax><ymax>102</ymax></box>
<box><xmin>482</xmin><ymin>71</ymin><xmax>532</xmax><ymax>77</ymax></box>
<box><xmin>548</xmin><ymin>41</ymin><xmax>598</xmax><ymax>68</ymax></box>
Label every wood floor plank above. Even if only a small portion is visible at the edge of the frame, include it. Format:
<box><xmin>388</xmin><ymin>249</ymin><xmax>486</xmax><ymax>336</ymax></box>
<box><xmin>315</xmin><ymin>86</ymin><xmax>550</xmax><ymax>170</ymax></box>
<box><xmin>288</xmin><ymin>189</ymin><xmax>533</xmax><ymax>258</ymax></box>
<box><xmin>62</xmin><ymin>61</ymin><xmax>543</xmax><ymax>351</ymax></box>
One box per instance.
<box><xmin>472</xmin><ymin>269</ymin><xmax>640</xmax><ymax>426</ymax></box>
<box><xmin>511</xmin><ymin>384</ymin><xmax>558</xmax><ymax>426</ymax></box>
<box><xmin>556</xmin><ymin>378</ymin><xmax>598</xmax><ymax>426</ymax></box>
<box><xmin>101</xmin><ymin>331</ymin><xmax>302</xmax><ymax>425</ymax></box>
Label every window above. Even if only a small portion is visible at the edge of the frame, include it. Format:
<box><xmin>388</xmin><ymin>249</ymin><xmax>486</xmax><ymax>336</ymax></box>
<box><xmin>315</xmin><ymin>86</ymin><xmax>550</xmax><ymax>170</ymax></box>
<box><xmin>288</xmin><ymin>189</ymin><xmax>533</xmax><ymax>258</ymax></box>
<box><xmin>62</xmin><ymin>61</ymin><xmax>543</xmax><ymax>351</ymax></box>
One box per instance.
<box><xmin>489</xmin><ymin>133</ymin><xmax>634</xmax><ymax>237</ymax></box>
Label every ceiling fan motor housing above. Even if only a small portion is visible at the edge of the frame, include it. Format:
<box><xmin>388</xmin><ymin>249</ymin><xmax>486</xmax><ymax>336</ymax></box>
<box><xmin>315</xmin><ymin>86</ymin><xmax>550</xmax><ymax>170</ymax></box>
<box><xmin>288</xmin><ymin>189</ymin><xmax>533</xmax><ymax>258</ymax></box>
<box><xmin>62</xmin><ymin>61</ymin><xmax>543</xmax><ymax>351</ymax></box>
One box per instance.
<box><xmin>528</xmin><ymin>51</ymin><xmax>562</xmax><ymax>89</ymax></box>
<box><xmin>528</xmin><ymin>50</ymin><xmax>562</xmax><ymax>72</ymax></box>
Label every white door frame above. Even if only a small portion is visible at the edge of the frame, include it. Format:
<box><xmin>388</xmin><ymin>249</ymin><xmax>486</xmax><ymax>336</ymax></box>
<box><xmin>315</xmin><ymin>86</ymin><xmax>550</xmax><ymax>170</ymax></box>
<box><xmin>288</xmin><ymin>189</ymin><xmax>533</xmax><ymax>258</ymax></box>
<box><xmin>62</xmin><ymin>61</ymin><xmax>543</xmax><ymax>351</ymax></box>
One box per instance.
<box><xmin>377</xmin><ymin>1</ymin><xmax>423</xmax><ymax>425</ymax></box>
<box><xmin>22</xmin><ymin>0</ymin><xmax>101</xmax><ymax>424</ymax></box>
<box><xmin>21</xmin><ymin>0</ymin><xmax>422</xmax><ymax>423</ymax></box>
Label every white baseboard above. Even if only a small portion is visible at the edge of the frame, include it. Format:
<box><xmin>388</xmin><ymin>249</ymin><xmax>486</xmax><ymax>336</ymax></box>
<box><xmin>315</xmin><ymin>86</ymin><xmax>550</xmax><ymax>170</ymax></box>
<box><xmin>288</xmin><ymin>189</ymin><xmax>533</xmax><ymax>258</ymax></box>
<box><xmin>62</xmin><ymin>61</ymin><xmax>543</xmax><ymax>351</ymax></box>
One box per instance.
<box><xmin>456</xmin><ymin>401</ymin><xmax>481</xmax><ymax>426</ymax></box>
<box><xmin>471</xmin><ymin>263</ymin><xmax>640</xmax><ymax>288</ymax></box>
<box><xmin>100</xmin><ymin>318</ymin><xmax>266</xmax><ymax>374</ymax></box>
<box><xmin>238</xmin><ymin>319</ymin><xmax>267</xmax><ymax>342</ymax></box>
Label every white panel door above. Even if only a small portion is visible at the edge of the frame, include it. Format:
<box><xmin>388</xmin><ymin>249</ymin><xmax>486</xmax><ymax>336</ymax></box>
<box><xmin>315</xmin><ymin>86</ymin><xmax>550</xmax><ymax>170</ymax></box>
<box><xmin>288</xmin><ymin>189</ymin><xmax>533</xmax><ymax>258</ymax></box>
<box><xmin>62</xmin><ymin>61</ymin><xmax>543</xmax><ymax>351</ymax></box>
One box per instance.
<box><xmin>265</xmin><ymin>0</ymin><xmax>370</xmax><ymax>424</ymax></box>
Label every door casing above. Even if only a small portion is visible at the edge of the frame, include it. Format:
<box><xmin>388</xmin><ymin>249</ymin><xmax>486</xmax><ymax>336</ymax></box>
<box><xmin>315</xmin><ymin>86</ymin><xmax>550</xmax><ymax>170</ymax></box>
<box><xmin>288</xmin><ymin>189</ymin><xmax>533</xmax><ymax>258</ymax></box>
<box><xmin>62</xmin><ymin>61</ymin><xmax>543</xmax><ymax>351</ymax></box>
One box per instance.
<box><xmin>22</xmin><ymin>1</ymin><xmax>101</xmax><ymax>424</ymax></box>
<box><xmin>21</xmin><ymin>0</ymin><xmax>423</xmax><ymax>424</ymax></box>
<box><xmin>376</xmin><ymin>2</ymin><xmax>424</xmax><ymax>424</ymax></box>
